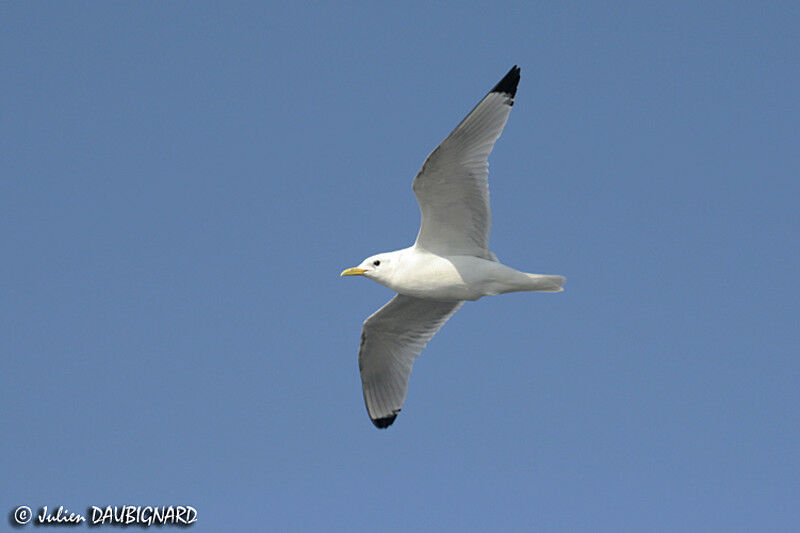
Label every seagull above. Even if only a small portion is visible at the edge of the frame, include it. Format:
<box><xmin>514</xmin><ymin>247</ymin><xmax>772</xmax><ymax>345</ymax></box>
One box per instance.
<box><xmin>341</xmin><ymin>66</ymin><xmax>565</xmax><ymax>429</ymax></box>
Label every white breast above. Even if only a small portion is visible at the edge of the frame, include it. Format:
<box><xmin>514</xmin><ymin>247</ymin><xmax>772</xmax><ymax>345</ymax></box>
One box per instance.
<box><xmin>386</xmin><ymin>250</ymin><xmax>513</xmax><ymax>301</ymax></box>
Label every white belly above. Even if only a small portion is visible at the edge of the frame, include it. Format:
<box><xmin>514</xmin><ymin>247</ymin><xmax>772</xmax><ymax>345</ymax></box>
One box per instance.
<box><xmin>386</xmin><ymin>252</ymin><xmax>531</xmax><ymax>301</ymax></box>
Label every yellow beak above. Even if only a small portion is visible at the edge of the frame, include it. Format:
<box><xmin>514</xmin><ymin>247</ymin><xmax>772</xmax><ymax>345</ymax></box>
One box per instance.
<box><xmin>340</xmin><ymin>267</ymin><xmax>367</xmax><ymax>277</ymax></box>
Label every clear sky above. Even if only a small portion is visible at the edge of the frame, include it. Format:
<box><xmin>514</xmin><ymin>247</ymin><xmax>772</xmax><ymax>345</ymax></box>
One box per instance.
<box><xmin>2</xmin><ymin>2</ymin><xmax>799</xmax><ymax>531</ymax></box>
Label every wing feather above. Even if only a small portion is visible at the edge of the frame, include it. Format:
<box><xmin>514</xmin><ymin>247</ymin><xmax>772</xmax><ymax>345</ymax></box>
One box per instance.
<box><xmin>358</xmin><ymin>295</ymin><xmax>463</xmax><ymax>428</ymax></box>
<box><xmin>412</xmin><ymin>66</ymin><xmax>520</xmax><ymax>258</ymax></box>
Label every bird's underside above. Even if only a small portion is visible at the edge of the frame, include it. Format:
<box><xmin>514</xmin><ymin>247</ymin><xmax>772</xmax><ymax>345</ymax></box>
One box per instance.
<box><xmin>342</xmin><ymin>66</ymin><xmax>565</xmax><ymax>429</ymax></box>
<box><xmin>381</xmin><ymin>250</ymin><xmax>565</xmax><ymax>302</ymax></box>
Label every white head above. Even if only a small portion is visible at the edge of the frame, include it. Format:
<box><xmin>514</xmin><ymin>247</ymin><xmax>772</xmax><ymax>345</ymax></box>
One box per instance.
<box><xmin>340</xmin><ymin>251</ymin><xmax>400</xmax><ymax>286</ymax></box>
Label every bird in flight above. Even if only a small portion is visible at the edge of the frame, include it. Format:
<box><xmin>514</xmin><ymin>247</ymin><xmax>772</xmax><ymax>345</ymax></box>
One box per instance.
<box><xmin>341</xmin><ymin>66</ymin><xmax>565</xmax><ymax>429</ymax></box>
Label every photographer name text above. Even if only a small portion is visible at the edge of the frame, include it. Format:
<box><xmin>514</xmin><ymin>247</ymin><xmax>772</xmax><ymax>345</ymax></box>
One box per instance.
<box><xmin>12</xmin><ymin>505</ymin><xmax>197</xmax><ymax>527</ymax></box>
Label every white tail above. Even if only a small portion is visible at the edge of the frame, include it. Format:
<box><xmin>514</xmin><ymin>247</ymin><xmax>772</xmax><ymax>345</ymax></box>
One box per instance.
<box><xmin>525</xmin><ymin>274</ymin><xmax>566</xmax><ymax>292</ymax></box>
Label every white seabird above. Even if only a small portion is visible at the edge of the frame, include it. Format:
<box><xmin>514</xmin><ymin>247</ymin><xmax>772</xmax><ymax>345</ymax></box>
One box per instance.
<box><xmin>341</xmin><ymin>66</ymin><xmax>565</xmax><ymax>429</ymax></box>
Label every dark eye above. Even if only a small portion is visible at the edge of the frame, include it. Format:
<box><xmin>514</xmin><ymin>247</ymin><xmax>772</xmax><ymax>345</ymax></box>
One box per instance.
<box><xmin>373</xmin><ymin>260</ymin><xmax>380</xmax><ymax>267</ymax></box>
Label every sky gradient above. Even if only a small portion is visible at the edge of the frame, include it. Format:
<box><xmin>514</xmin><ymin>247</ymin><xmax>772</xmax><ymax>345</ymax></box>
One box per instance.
<box><xmin>3</xmin><ymin>2</ymin><xmax>799</xmax><ymax>531</ymax></box>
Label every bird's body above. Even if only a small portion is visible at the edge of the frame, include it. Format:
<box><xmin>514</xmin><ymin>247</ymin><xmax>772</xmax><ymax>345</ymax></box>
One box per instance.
<box><xmin>341</xmin><ymin>66</ymin><xmax>565</xmax><ymax>428</ymax></box>
<box><xmin>365</xmin><ymin>247</ymin><xmax>564</xmax><ymax>302</ymax></box>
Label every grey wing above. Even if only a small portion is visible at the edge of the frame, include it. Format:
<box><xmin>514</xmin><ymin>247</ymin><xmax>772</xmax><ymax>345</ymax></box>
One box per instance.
<box><xmin>359</xmin><ymin>294</ymin><xmax>463</xmax><ymax>429</ymax></box>
<box><xmin>412</xmin><ymin>66</ymin><xmax>520</xmax><ymax>258</ymax></box>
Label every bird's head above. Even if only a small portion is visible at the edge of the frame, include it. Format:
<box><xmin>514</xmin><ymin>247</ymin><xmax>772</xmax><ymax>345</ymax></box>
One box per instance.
<box><xmin>341</xmin><ymin>253</ymin><xmax>397</xmax><ymax>284</ymax></box>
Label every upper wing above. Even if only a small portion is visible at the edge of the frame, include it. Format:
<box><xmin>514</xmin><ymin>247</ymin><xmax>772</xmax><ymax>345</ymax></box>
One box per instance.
<box><xmin>359</xmin><ymin>294</ymin><xmax>463</xmax><ymax>429</ymax></box>
<box><xmin>412</xmin><ymin>66</ymin><xmax>520</xmax><ymax>258</ymax></box>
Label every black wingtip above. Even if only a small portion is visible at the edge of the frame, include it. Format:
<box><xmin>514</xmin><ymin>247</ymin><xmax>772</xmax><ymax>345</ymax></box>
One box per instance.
<box><xmin>490</xmin><ymin>65</ymin><xmax>521</xmax><ymax>98</ymax></box>
<box><xmin>371</xmin><ymin>412</ymin><xmax>399</xmax><ymax>429</ymax></box>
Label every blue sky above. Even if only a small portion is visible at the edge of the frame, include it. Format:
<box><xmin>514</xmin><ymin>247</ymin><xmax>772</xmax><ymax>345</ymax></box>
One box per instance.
<box><xmin>2</xmin><ymin>1</ymin><xmax>798</xmax><ymax>531</ymax></box>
